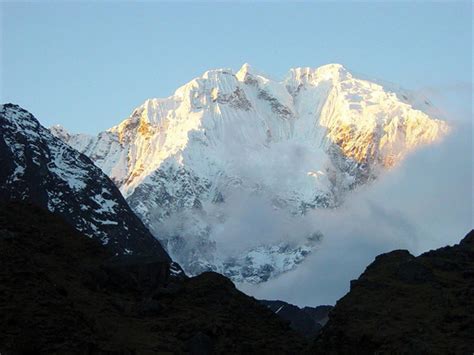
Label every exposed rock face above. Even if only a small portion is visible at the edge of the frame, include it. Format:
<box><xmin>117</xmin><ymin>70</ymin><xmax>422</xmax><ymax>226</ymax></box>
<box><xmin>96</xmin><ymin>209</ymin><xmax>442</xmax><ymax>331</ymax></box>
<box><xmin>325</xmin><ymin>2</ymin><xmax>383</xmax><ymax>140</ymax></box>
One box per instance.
<box><xmin>0</xmin><ymin>202</ymin><xmax>307</xmax><ymax>354</ymax></box>
<box><xmin>310</xmin><ymin>230</ymin><xmax>474</xmax><ymax>354</ymax></box>
<box><xmin>51</xmin><ymin>64</ymin><xmax>449</xmax><ymax>283</ymax></box>
<box><xmin>260</xmin><ymin>299</ymin><xmax>332</xmax><ymax>337</ymax></box>
<box><xmin>0</xmin><ymin>103</ymin><xmax>170</xmax><ymax>261</ymax></box>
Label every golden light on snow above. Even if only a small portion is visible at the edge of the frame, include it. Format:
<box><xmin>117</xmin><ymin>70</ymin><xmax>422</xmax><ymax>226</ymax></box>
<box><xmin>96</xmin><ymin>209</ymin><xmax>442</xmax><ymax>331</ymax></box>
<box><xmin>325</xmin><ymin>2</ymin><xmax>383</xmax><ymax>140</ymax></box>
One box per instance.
<box><xmin>50</xmin><ymin>63</ymin><xmax>453</xmax><ymax>281</ymax></box>
<box><xmin>59</xmin><ymin>63</ymin><xmax>450</xmax><ymax>198</ymax></box>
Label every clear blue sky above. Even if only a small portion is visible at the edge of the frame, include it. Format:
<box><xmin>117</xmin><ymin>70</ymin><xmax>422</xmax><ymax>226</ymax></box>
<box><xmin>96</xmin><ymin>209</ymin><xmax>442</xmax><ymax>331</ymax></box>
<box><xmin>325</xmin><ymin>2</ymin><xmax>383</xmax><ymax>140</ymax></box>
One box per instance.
<box><xmin>1</xmin><ymin>1</ymin><xmax>472</xmax><ymax>133</ymax></box>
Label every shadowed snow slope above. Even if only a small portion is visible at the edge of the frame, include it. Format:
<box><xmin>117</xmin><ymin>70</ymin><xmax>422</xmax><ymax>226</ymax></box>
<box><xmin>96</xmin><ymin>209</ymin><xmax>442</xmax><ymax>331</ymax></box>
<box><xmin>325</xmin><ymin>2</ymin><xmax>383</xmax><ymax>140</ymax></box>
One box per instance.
<box><xmin>51</xmin><ymin>64</ymin><xmax>449</xmax><ymax>283</ymax></box>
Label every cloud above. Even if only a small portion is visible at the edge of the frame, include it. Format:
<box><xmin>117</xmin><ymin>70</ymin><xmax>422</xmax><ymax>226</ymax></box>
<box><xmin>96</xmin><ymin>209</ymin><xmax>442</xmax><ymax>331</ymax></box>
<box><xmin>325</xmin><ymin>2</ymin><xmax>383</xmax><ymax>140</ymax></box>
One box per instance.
<box><xmin>239</xmin><ymin>117</ymin><xmax>472</xmax><ymax>307</ymax></box>
<box><xmin>411</xmin><ymin>81</ymin><xmax>472</xmax><ymax>124</ymax></box>
<box><xmin>157</xmin><ymin>82</ymin><xmax>472</xmax><ymax>307</ymax></box>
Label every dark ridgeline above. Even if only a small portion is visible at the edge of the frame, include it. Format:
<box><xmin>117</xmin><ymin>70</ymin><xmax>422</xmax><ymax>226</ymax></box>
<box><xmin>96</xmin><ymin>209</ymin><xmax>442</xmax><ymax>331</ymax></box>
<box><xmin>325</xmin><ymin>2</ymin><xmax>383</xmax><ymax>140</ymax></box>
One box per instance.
<box><xmin>259</xmin><ymin>300</ymin><xmax>333</xmax><ymax>337</ymax></box>
<box><xmin>1</xmin><ymin>206</ymin><xmax>472</xmax><ymax>354</ymax></box>
<box><xmin>311</xmin><ymin>230</ymin><xmax>474</xmax><ymax>354</ymax></box>
<box><xmin>0</xmin><ymin>202</ymin><xmax>307</xmax><ymax>353</ymax></box>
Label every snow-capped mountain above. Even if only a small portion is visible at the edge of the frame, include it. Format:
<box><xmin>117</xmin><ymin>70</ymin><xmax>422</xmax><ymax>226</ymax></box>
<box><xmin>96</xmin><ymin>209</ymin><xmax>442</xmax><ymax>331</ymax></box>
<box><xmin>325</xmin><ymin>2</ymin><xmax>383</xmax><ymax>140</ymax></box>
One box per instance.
<box><xmin>51</xmin><ymin>64</ymin><xmax>449</xmax><ymax>283</ymax></box>
<box><xmin>0</xmin><ymin>103</ymin><xmax>170</xmax><ymax>261</ymax></box>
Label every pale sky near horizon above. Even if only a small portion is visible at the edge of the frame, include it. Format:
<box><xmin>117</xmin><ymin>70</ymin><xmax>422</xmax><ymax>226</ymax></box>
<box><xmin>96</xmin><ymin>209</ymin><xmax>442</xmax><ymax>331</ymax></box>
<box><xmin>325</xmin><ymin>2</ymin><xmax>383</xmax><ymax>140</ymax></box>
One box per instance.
<box><xmin>1</xmin><ymin>1</ymin><xmax>472</xmax><ymax>133</ymax></box>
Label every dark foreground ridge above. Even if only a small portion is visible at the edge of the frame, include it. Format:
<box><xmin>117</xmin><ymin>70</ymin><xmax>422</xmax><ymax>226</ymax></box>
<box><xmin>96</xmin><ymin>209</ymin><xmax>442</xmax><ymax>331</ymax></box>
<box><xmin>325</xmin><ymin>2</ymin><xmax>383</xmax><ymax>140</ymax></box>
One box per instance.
<box><xmin>1</xmin><ymin>203</ymin><xmax>473</xmax><ymax>354</ymax></box>
<box><xmin>311</xmin><ymin>230</ymin><xmax>474</xmax><ymax>354</ymax></box>
<box><xmin>0</xmin><ymin>203</ymin><xmax>306</xmax><ymax>354</ymax></box>
<box><xmin>259</xmin><ymin>300</ymin><xmax>332</xmax><ymax>337</ymax></box>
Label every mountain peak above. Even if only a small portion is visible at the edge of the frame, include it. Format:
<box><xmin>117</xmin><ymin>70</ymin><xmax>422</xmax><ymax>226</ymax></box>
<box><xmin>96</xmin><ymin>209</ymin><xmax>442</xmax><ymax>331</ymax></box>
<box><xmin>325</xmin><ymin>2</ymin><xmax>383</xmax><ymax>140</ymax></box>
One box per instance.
<box><xmin>316</xmin><ymin>63</ymin><xmax>346</xmax><ymax>72</ymax></box>
<box><xmin>1</xmin><ymin>103</ymin><xmax>34</xmax><ymax>121</ymax></box>
<box><xmin>49</xmin><ymin>124</ymin><xmax>70</xmax><ymax>141</ymax></box>
<box><xmin>240</xmin><ymin>62</ymin><xmax>252</xmax><ymax>71</ymax></box>
<box><xmin>316</xmin><ymin>63</ymin><xmax>349</xmax><ymax>79</ymax></box>
<box><xmin>236</xmin><ymin>62</ymin><xmax>252</xmax><ymax>81</ymax></box>
<box><xmin>1</xmin><ymin>103</ymin><xmax>23</xmax><ymax>111</ymax></box>
<box><xmin>236</xmin><ymin>62</ymin><xmax>269</xmax><ymax>82</ymax></box>
<box><xmin>286</xmin><ymin>63</ymin><xmax>350</xmax><ymax>86</ymax></box>
<box><xmin>201</xmin><ymin>67</ymin><xmax>234</xmax><ymax>79</ymax></box>
<box><xmin>50</xmin><ymin>66</ymin><xmax>449</xmax><ymax>283</ymax></box>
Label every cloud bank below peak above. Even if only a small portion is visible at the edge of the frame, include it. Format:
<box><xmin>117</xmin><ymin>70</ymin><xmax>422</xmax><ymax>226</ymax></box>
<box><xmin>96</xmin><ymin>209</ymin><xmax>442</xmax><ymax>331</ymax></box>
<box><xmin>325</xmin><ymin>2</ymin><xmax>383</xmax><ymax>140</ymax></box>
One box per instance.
<box><xmin>240</xmin><ymin>118</ymin><xmax>472</xmax><ymax>306</ymax></box>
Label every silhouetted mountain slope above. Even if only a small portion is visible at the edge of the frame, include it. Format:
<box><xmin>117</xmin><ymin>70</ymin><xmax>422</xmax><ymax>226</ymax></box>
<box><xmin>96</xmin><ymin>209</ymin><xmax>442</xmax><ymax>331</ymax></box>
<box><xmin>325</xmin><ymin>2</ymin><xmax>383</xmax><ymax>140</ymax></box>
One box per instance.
<box><xmin>0</xmin><ymin>103</ymin><xmax>170</xmax><ymax>261</ymax></box>
<box><xmin>260</xmin><ymin>300</ymin><xmax>332</xmax><ymax>337</ymax></box>
<box><xmin>0</xmin><ymin>203</ymin><xmax>307</xmax><ymax>354</ymax></box>
<box><xmin>310</xmin><ymin>230</ymin><xmax>474</xmax><ymax>354</ymax></box>
<box><xmin>1</xmin><ymin>202</ymin><xmax>472</xmax><ymax>353</ymax></box>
